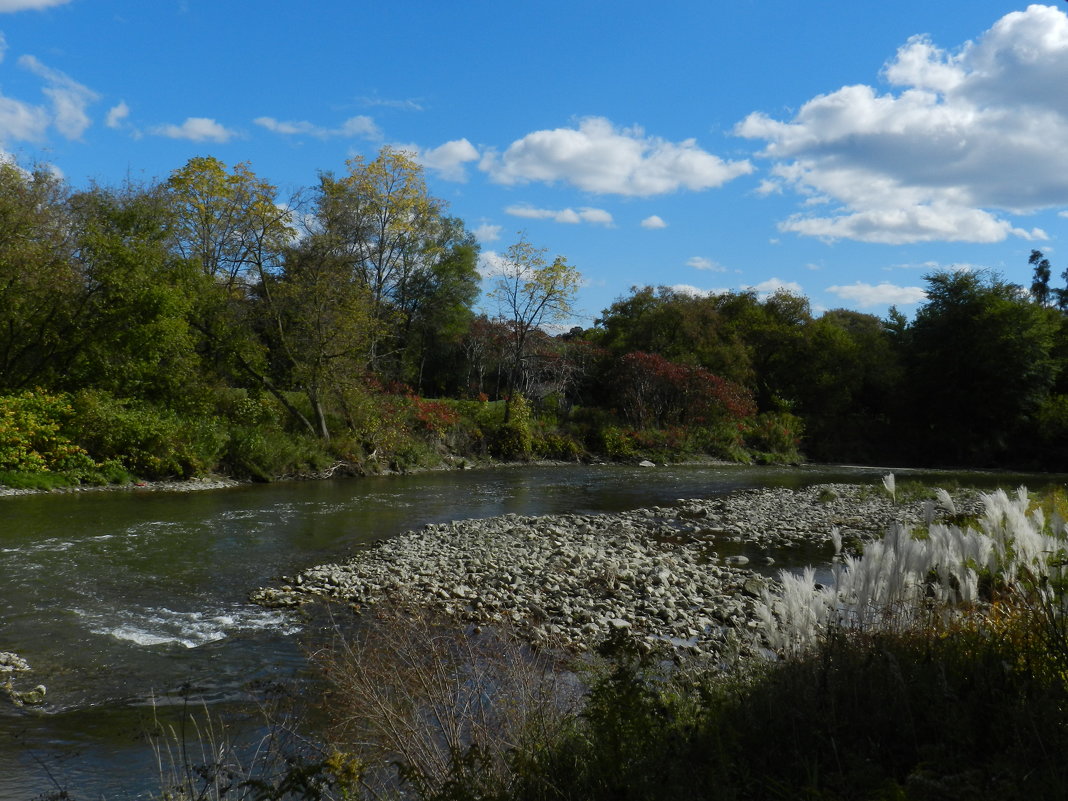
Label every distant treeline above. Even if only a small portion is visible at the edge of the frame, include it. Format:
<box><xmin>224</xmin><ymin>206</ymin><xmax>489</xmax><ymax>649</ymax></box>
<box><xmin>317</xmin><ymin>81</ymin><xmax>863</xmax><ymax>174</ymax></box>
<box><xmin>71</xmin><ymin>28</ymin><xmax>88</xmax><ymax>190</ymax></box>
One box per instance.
<box><xmin>1</xmin><ymin>149</ymin><xmax>1065</xmax><ymax>484</ymax></box>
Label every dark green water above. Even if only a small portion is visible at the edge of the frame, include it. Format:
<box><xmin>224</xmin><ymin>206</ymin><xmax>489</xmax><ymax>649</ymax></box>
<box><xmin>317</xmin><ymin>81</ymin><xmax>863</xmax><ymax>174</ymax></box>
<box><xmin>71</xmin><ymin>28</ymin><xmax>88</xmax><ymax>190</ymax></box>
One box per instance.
<box><xmin>1</xmin><ymin>463</ymin><xmax>1063</xmax><ymax>799</ymax></box>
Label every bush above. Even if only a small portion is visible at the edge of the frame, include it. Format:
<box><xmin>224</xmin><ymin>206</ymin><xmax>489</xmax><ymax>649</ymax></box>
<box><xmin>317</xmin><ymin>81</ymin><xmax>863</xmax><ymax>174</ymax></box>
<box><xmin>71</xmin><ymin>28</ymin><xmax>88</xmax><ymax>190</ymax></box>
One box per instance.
<box><xmin>66</xmin><ymin>389</ymin><xmax>226</xmax><ymax>479</ymax></box>
<box><xmin>743</xmin><ymin>411</ymin><xmax>804</xmax><ymax>462</ymax></box>
<box><xmin>491</xmin><ymin>395</ymin><xmax>533</xmax><ymax>460</ymax></box>
<box><xmin>532</xmin><ymin>430</ymin><xmax>584</xmax><ymax>461</ymax></box>
<box><xmin>222</xmin><ymin>425</ymin><xmax>330</xmax><ymax>482</ymax></box>
<box><xmin>0</xmin><ymin>390</ymin><xmax>133</xmax><ymax>485</ymax></box>
<box><xmin>593</xmin><ymin>425</ymin><xmax>634</xmax><ymax>460</ymax></box>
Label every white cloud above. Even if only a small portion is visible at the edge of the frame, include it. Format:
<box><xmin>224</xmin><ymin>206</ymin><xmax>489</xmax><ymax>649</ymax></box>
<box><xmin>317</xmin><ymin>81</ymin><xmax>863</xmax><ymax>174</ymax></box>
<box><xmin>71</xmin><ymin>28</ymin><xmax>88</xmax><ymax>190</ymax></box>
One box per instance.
<box><xmin>358</xmin><ymin>96</ymin><xmax>424</xmax><ymax>112</ymax></box>
<box><xmin>743</xmin><ymin>277</ymin><xmax>804</xmax><ymax>298</ymax></box>
<box><xmin>0</xmin><ymin>0</ymin><xmax>72</xmax><ymax>10</ymax></box>
<box><xmin>483</xmin><ymin>116</ymin><xmax>753</xmax><ymax>196</ymax></box>
<box><xmin>474</xmin><ymin>223</ymin><xmax>502</xmax><ymax>243</ymax></box>
<box><xmin>641</xmin><ymin>214</ymin><xmax>667</xmax><ymax>229</ymax></box>
<box><xmin>0</xmin><ymin>32</ymin><xmax>6</xmax><ymax>63</ymax></box>
<box><xmin>505</xmin><ymin>204</ymin><xmax>615</xmax><ymax>226</ymax></box>
<box><xmin>416</xmin><ymin>138</ymin><xmax>479</xmax><ymax>181</ymax></box>
<box><xmin>105</xmin><ymin>101</ymin><xmax>129</xmax><ymax>129</ymax></box>
<box><xmin>826</xmin><ymin>281</ymin><xmax>927</xmax><ymax>307</ymax></box>
<box><xmin>477</xmin><ymin>250</ymin><xmax>509</xmax><ymax>279</ymax></box>
<box><xmin>736</xmin><ymin>5</ymin><xmax>1068</xmax><ymax>244</ymax></box>
<box><xmin>153</xmin><ymin>117</ymin><xmax>236</xmax><ymax>143</ymax></box>
<box><xmin>686</xmin><ymin>256</ymin><xmax>725</xmax><ymax>272</ymax></box>
<box><xmin>0</xmin><ymin>94</ymin><xmax>49</xmax><ymax>142</ymax></box>
<box><xmin>253</xmin><ymin>114</ymin><xmax>381</xmax><ymax>140</ymax></box>
<box><xmin>669</xmin><ymin>284</ymin><xmax>730</xmax><ymax>298</ymax></box>
<box><xmin>18</xmin><ymin>54</ymin><xmax>98</xmax><ymax>139</ymax></box>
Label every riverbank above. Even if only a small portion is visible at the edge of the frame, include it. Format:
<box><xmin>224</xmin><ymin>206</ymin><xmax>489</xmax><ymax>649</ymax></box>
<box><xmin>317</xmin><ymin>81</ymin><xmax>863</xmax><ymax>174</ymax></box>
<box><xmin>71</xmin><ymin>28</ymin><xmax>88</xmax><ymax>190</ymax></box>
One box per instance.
<box><xmin>252</xmin><ymin>482</ymin><xmax>982</xmax><ymax>660</ymax></box>
<box><xmin>0</xmin><ymin>455</ymin><xmax>740</xmax><ymax>498</ymax></box>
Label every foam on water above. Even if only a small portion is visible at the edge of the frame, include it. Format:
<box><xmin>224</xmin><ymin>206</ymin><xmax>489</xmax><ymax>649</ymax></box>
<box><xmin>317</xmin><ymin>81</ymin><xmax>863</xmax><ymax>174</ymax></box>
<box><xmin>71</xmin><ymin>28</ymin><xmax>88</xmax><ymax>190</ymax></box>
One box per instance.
<box><xmin>75</xmin><ymin>603</ymin><xmax>300</xmax><ymax>649</ymax></box>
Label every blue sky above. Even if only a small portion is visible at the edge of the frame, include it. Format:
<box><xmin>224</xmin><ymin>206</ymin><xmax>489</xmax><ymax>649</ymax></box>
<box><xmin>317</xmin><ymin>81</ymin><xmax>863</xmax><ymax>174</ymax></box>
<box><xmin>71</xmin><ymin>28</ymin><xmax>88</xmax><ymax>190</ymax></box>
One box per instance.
<box><xmin>2</xmin><ymin>0</ymin><xmax>1067</xmax><ymax>325</ymax></box>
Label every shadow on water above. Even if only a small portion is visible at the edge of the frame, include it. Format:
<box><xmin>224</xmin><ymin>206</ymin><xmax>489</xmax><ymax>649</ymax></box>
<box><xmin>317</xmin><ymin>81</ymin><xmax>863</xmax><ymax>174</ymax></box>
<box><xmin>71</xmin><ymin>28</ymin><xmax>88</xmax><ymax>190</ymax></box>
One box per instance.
<box><xmin>2</xmin><ymin>462</ymin><xmax>1065</xmax><ymax>797</ymax></box>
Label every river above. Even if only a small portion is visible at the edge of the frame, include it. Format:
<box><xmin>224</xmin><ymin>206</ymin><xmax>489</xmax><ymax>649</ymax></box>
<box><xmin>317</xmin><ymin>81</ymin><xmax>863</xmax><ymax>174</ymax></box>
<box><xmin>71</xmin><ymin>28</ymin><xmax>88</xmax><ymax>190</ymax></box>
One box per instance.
<box><xmin>1</xmin><ymin>463</ymin><xmax>1063</xmax><ymax>799</ymax></box>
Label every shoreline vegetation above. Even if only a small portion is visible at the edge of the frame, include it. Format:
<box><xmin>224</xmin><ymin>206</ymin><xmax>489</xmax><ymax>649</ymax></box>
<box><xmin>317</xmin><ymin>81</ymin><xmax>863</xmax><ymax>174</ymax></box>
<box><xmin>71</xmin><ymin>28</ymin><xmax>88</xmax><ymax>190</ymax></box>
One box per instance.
<box><xmin>2</xmin><ymin>145</ymin><xmax>1067</xmax><ymax>796</ymax></box>
<box><xmin>5</xmin><ymin>477</ymin><xmax>1068</xmax><ymax>799</ymax></box>
<box><xmin>205</xmin><ymin>480</ymin><xmax>1068</xmax><ymax>799</ymax></box>
<box><xmin>1</xmin><ymin>152</ymin><xmax>1067</xmax><ymax>499</ymax></box>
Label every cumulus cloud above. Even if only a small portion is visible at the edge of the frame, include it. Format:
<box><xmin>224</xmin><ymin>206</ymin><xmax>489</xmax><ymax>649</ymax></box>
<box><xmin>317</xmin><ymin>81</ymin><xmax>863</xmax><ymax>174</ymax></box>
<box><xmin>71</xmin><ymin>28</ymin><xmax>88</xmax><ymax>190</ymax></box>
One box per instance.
<box><xmin>641</xmin><ymin>215</ymin><xmax>668</xmax><ymax>229</ymax></box>
<box><xmin>0</xmin><ymin>0</ymin><xmax>72</xmax><ymax>11</ymax></box>
<box><xmin>416</xmin><ymin>138</ymin><xmax>480</xmax><ymax>181</ymax></box>
<box><xmin>18</xmin><ymin>54</ymin><xmax>98</xmax><ymax>139</ymax></box>
<box><xmin>736</xmin><ymin>5</ymin><xmax>1068</xmax><ymax>244</ymax></box>
<box><xmin>105</xmin><ymin>100</ymin><xmax>129</xmax><ymax>129</ymax></box>
<box><xmin>153</xmin><ymin>117</ymin><xmax>236</xmax><ymax>143</ymax></box>
<box><xmin>474</xmin><ymin>223</ymin><xmax>502</xmax><ymax>243</ymax></box>
<box><xmin>669</xmin><ymin>284</ymin><xmax>730</xmax><ymax>298</ymax></box>
<box><xmin>743</xmin><ymin>278</ymin><xmax>804</xmax><ymax>297</ymax></box>
<box><xmin>826</xmin><ymin>281</ymin><xmax>927</xmax><ymax>307</ymax></box>
<box><xmin>477</xmin><ymin>250</ymin><xmax>509</xmax><ymax>279</ymax></box>
<box><xmin>0</xmin><ymin>94</ymin><xmax>49</xmax><ymax>142</ymax></box>
<box><xmin>505</xmin><ymin>204</ymin><xmax>615</xmax><ymax>226</ymax></box>
<box><xmin>483</xmin><ymin>116</ymin><xmax>753</xmax><ymax>196</ymax></box>
<box><xmin>687</xmin><ymin>256</ymin><xmax>724</xmax><ymax>272</ymax></box>
<box><xmin>254</xmin><ymin>114</ymin><xmax>381</xmax><ymax>140</ymax></box>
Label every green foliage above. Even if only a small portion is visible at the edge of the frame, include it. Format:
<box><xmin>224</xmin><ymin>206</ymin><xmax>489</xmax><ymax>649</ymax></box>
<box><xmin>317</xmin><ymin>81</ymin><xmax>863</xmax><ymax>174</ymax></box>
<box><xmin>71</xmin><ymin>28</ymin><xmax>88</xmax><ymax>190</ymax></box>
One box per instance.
<box><xmin>0</xmin><ymin>390</ymin><xmax>136</xmax><ymax>486</ymax></box>
<box><xmin>742</xmin><ymin>411</ymin><xmax>804</xmax><ymax>462</ymax></box>
<box><xmin>532</xmin><ymin>430</ymin><xmax>584</xmax><ymax>461</ymax></box>
<box><xmin>903</xmin><ymin>269</ymin><xmax>1061</xmax><ymax>464</ymax></box>
<box><xmin>595</xmin><ymin>425</ymin><xmax>636</xmax><ymax>460</ymax></box>
<box><xmin>66</xmin><ymin>390</ymin><xmax>226</xmax><ymax>479</ymax></box>
<box><xmin>221</xmin><ymin>425</ymin><xmax>330</xmax><ymax>482</ymax></box>
<box><xmin>491</xmin><ymin>394</ymin><xmax>533</xmax><ymax>460</ymax></box>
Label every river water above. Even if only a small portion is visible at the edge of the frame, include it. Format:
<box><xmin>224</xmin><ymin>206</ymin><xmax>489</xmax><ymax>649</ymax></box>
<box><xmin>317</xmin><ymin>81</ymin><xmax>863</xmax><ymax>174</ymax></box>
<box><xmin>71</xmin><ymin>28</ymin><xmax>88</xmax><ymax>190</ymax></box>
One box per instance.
<box><xmin>1</xmin><ymin>463</ymin><xmax>1063</xmax><ymax>799</ymax></box>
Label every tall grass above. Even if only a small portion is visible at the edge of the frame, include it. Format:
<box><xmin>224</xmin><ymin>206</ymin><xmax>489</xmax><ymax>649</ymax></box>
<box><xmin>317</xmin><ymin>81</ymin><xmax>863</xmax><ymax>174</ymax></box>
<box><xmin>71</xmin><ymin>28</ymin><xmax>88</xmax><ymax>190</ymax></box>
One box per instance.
<box><xmin>757</xmin><ymin>485</ymin><xmax>1068</xmax><ymax>656</ymax></box>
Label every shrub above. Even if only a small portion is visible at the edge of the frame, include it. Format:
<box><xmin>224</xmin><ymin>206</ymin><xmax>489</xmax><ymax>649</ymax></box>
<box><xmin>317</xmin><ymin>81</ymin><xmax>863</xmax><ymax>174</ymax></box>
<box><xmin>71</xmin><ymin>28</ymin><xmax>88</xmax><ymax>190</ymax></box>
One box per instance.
<box><xmin>595</xmin><ymin>425</ymin><xmax>635</xmax><ymax>460</ymax></box>
<box><xmin>66</xmin><ymin>389</ymin><xmax>226</xmax><ymax>479</ymax></box>
<box><xmin>532</xmin><ymin>430</ymin><xmax>584</xmax><ymax>461</ymax></box>
<box><xmin>743</xmin><ymin>411</ymin><xmax>804</xmax><ymax>462</ymax></box>
<box><xmin>491</xmin><ymin>394</ymin><xmax>533</xmax><ymax>460</ymax></box>
<box><xmin>222</xmin><ymin>425</ymin><xmax>330</xmax><ymax>482</ymax></box>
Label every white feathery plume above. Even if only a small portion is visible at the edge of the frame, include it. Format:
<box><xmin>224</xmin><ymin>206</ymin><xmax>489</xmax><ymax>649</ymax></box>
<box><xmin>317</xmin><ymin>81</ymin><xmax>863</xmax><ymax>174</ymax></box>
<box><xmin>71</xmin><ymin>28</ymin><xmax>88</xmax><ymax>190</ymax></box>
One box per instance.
<box><xmin>882</xmin><ymin>473</ymin><xmax>896</xmax><ymax>504</ymax></box>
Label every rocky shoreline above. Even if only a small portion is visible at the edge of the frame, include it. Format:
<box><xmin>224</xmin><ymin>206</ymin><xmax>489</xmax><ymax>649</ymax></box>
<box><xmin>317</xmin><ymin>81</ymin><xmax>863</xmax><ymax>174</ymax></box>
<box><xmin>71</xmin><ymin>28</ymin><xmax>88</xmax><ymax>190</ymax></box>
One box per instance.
<box><xmin>252</xmin><ymin>483</ymin><xmax>982</xmax><ymax>660</ymax></box>
<box><xmin>0</xmin><ymin>475</ymin><xmax>243</xmax><ymax>498</ymax></box>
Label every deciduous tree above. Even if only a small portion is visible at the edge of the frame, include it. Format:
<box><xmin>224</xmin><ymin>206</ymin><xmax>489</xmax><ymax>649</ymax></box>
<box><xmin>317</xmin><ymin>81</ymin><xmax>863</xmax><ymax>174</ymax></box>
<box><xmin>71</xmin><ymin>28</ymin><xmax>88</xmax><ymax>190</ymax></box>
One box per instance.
<box><xmin>489</xmin><ymin>234</ymin><xmax>581</xmax><ymax>421</ymax></box>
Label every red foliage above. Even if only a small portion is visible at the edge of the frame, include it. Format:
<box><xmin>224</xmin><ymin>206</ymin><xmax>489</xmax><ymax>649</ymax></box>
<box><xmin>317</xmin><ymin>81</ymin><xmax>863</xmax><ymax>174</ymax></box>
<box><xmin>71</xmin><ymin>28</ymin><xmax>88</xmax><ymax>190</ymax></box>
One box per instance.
<box><xmin>611</xmin><ymin>352</ymin><xmax>755</xmax><ymax>428</ymax></box>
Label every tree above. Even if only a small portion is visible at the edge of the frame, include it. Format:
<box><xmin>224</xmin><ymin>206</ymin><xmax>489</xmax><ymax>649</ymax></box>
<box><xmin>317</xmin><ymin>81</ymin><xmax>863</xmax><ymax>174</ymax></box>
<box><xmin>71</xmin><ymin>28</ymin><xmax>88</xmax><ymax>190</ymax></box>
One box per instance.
<box><xmin>1030</xmin><ymin>249</ymin><xmax>1053</xmax><ymax>307</ymax></box>
<box><xmin>164</xmin><ymin>157</ymin><xmax>317</xmax><ymax>433</ymax></box>
<box><xmin>903</xmin><ymin>269</ymin><xmax>1060</xmax><ymax>464</ymax></box>
<box><xmin>312</xmin><ymin>147</ymin><xmax>461</xmax><ymax>371</ymax></box>
<box><xmin>0</xmin><ymin>162</ymin><xmax>80</xmax><ymax>391</ymax></box>
<box><xmin>592</xmin><ymin>286</ymin><xmax>753</xmax><ymax>386</ymax></box>
<box><xmin>65</xmin><ymin>182</ymin><xmax>202</xmax><ymax>405</ymax></box>
<box><xmin>489</xmin><ymin>234</ymin><xmax>581</xmax><ymax>421</ymax></box>
<box><xmin>390</xmin><ymin>217</ymin><xmax>481</xmax><ymax>392</ymax></box>
<box><xmin>271</xmin><ymin>238</ymin><xmax>377</xmax><ymax>441</ymax></box>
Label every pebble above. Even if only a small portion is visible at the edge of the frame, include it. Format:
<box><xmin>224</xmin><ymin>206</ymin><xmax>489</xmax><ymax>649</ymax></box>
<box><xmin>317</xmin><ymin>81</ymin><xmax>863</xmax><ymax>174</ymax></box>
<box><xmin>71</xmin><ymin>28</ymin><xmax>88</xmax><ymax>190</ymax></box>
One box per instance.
<box><xmin>251</xmin><ymin>483</ymin><xmax>981</xmax><ymax>661</ymax></box>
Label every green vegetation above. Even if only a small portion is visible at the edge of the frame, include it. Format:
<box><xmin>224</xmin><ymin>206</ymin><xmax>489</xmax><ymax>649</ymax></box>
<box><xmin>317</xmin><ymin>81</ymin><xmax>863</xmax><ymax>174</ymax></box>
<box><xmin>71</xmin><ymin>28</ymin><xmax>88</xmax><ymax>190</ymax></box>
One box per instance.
<box><xmin>125</xmin><ymin>485</ymin><xmax>1068</xmax><ymax>800</ymax></box>
<box><xmin>2</xmin><ymin>151</ymin><xmax>1068</xmax><ymax>488</ymax></box>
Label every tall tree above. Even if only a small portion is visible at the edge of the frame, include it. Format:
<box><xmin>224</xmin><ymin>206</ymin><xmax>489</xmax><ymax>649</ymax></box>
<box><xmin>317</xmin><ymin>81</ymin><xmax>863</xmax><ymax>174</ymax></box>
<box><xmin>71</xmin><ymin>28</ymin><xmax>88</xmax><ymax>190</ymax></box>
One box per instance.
<box><xmin>271</xmin><ymin>238</ymin><xmax>376</xmax><ymax>440</ymax></box>
<box><xmin>312</xmin><ymin>147</ymin><xmax>455</xmax><ymax>370</ymax></box>
<box><xmin>0</xmin><ymin>162</ymin><xmax>80</xmax><ymax>390</ymax></box>
<box><xmin>904</xmin><ymin>269</ymin><xmax>1060</xmax><ymax>464</ymax></box>
<box><xmin>489</xmin><ymin>234</ymin><xmax>581</xmax><ymax>421</ymax></box>
<box><xmin>1030</xmin><ymin>249</ymin><xmax>1053</xmax><ymax>307</ymax></box>
<box><xmin>65</xmin><ymin>182</ymin><xmax>202</xmax><ymax>404</ymax></box>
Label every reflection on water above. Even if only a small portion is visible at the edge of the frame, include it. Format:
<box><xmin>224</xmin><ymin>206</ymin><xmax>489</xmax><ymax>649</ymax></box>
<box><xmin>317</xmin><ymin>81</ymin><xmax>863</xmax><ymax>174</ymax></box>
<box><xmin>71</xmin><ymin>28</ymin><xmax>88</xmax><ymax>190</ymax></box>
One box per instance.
<box><xmin>1</xmin><ymin>463</ymin><xmax>1064</xmax><ymax>797</ymax></box>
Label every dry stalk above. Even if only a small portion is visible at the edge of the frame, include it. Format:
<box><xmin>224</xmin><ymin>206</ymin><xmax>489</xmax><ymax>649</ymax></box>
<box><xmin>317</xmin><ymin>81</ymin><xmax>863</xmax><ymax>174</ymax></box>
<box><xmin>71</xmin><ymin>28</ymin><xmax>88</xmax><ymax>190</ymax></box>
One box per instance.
<box><xmin>311</xmin><ymin>602</ymin><xmax>582</xmax><ymax>797</ymax></box>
